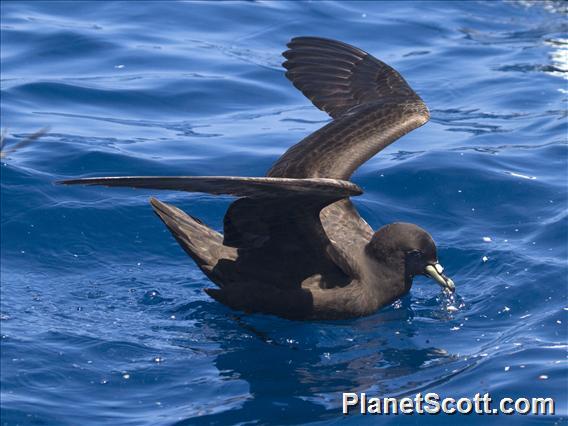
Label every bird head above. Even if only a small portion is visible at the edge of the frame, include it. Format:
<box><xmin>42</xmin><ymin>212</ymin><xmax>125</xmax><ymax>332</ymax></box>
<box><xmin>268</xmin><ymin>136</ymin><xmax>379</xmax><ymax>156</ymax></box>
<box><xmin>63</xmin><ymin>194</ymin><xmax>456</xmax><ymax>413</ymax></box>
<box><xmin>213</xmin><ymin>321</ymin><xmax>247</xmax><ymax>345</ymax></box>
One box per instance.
<box><xmin>367</xmin><ymin>222</ymin><xmax>455</xmax><ymax>292</ymax></box>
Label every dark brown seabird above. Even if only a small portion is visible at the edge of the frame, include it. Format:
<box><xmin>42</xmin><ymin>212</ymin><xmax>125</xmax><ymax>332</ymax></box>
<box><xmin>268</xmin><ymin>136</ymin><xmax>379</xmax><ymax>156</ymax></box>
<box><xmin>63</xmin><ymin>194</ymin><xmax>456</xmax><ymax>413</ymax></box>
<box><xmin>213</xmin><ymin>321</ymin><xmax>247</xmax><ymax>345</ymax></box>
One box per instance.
<box><xmin>61</xmin><ymin>37</ymin><xmax>455</xmax><ymax>320</ymax></box>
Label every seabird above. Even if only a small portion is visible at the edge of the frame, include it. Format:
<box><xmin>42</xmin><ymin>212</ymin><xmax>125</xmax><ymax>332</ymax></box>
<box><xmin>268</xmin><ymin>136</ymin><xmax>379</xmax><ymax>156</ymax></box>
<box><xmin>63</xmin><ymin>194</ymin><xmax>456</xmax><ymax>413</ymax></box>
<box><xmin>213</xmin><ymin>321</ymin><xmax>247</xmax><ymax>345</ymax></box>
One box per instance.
<box><xmin>60</xmin><ymin>37</ymin><xmax>455</xmax><ymax>320</ymax></box>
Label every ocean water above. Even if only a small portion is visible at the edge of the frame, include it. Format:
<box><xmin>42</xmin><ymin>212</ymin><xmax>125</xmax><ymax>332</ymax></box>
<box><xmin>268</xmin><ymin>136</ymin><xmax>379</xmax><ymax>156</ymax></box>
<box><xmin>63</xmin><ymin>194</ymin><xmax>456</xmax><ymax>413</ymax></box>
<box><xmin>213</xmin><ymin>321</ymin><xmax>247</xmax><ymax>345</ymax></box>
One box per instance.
<box><xmin>1</xmin><ymin>1</ymin><xmax>567</xmax><ymax>424</ymax></box>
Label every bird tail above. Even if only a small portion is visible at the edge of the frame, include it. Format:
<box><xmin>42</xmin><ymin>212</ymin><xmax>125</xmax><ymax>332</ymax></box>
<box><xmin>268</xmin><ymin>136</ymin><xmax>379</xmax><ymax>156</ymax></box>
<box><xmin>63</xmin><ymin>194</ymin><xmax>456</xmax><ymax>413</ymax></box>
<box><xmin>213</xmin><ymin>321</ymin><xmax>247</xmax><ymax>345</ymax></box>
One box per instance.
<box><xmin>149</xmin><ymin>197</ymin><xmax>234</xmax><ymax>285</ymax></box>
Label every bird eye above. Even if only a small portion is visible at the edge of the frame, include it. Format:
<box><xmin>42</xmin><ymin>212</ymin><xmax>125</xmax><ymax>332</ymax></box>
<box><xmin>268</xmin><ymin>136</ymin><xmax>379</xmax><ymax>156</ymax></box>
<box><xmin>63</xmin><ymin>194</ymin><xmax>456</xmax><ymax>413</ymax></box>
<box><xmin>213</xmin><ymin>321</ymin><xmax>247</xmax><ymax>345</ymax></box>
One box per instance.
<box><xmin>407</xmin><ymin>249</ymin><xmax>422</xmax><ymax>257</ymax></box>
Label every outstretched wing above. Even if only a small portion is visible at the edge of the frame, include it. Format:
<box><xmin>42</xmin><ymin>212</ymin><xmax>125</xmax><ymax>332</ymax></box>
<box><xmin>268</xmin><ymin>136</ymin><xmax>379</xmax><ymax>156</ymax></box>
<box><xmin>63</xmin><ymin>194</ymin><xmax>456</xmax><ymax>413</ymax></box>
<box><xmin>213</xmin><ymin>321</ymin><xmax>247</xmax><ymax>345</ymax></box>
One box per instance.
<box><xmin>59</xmin><ymin>175</ymin><xmax>360</xmax><ymax>200</ymax></box>
<box><xmin>60</xmin><ymin>175</ymin><xmax>361</xmax><ymax>246</ymax></box>
<box><xmin>60</xmin><ymin>175</ymin><xmax>361</xmax><ymax>288</ymax></box>
<box><xmin>268</xmin><ymin>36</ymin><xmax>429</xmax><ymax>180</ymax></box>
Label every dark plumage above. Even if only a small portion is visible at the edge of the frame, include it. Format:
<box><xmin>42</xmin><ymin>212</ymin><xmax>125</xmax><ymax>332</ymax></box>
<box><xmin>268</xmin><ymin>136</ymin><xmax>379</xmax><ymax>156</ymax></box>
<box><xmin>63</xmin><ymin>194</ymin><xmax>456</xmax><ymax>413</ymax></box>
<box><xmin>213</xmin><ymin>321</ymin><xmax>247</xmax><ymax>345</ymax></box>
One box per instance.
<box><xmin>60</xmin><ymin>37</ymin><xmax>455</xmax><ymax>320</ymax></box>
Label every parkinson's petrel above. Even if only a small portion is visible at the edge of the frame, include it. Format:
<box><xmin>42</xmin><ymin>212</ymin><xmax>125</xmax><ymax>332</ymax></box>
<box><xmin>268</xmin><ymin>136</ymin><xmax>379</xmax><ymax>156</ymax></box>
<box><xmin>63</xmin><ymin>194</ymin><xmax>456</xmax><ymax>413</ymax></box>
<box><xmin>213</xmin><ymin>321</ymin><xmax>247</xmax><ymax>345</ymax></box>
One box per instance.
<box><xmin>61</xmin><ymin>37</ymin><xmax>455</xmax><ymax>320</ymax></box>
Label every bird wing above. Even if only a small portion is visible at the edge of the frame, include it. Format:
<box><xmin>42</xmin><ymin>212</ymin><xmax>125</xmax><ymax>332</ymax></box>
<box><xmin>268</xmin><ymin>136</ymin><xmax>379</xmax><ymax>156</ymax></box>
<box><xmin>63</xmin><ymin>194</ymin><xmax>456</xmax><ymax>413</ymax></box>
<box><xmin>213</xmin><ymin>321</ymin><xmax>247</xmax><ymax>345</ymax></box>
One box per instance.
<box><xmin>59</xmin><ymin>175</ymin><xmax>360</xmax><ymax>199</ymax></box>
<box><xmin>268</xmin><ymin>36</ymin><xmax>430</xmax><ymax>180</ymax></box>
<box><xmin>60</xmin><ymin>175</ymin><xmax>362</xmax><ymax>288</ymax></box>
<box><xmin>60</xmin><ymin>175</ymin><xmax>360</xmax><ymax>246</ymax></box>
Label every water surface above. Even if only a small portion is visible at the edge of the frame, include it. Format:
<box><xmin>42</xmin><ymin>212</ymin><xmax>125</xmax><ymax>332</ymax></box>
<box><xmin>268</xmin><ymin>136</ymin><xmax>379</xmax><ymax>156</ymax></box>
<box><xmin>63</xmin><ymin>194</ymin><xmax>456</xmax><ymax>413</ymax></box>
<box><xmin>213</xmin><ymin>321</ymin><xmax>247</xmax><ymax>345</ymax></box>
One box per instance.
<box><xmin>1</xmin><ymin>1</ymin><xmax>567</xmax><ymax>424</ymax></box>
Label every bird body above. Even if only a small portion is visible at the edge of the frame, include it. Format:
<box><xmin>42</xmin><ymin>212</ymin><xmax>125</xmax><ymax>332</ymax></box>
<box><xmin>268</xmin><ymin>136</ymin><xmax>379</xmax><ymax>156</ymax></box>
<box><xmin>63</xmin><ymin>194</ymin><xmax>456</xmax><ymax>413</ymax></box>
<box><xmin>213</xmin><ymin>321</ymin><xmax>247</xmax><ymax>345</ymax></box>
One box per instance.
<box><xmin>61</xmin><ymin>37</ymin><xmax>455</xmax><ymax>319</ymax></box>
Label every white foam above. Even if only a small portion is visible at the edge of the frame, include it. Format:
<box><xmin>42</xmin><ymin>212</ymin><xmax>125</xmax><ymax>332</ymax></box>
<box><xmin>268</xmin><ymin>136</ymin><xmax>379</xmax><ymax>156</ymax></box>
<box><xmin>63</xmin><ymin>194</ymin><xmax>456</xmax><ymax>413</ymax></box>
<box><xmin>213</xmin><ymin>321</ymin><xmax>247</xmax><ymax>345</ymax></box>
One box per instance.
<box><xmin>506</xmin><ymin>171</ymin><xmax>536</xmax><ymax>180</ymax></box>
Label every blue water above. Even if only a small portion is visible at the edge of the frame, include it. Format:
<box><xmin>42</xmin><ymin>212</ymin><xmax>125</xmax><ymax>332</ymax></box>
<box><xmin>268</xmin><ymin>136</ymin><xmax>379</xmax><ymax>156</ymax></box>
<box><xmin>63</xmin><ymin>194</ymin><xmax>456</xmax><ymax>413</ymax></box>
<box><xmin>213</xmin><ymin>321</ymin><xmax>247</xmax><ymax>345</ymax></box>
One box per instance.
<box><xmin>1</xmin><ymin>1</ymin><xmax>567</xmax><ymax>424</ymax></box>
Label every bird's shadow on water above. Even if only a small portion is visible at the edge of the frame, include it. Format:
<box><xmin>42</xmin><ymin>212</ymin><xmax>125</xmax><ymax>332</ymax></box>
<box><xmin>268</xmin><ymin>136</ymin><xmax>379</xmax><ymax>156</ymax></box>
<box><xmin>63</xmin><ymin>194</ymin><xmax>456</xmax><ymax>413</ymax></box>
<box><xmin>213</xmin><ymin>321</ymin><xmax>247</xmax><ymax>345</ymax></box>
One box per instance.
<box><xmin>171</xmin><ymin>297</ymin><xmax>461</xmax><ymax>425</ymax></box>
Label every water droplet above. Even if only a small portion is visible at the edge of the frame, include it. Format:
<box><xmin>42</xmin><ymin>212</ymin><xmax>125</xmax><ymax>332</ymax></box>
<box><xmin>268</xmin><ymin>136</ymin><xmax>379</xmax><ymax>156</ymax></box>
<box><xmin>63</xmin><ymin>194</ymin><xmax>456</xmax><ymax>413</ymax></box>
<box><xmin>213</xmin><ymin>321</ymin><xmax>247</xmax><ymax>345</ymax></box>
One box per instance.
<box><xmin>141</xmin><ymin>290</ymin><xmax>163</xmax><ymax>305</ymax></box>
<box><xmin>504</xmin><ymin>366</ymin><xmax>510</xmax><ymax>371</ymax></box>
<box><xmin>482</xmin><ymin>236</ymin><xmax>492</xmax><ymax>242</ymax></box>
<box><xmin>153</xmin><ymin>357</ymin><xmax>163</xmax><ymax>363</ymax></box>
<box><xmin>538</xmin><ymin>375</ymin><xmax>548</xmax><ymax>380</ymax></box>
<box><xmin>122</xmin><ymin>373</ymin><xmax>130</xmax><ymax>380</ymax></box>
<box><xmin>482</xmin><ymin>256</ymin><xmax>489</xmax><ymax>262</ymax></box>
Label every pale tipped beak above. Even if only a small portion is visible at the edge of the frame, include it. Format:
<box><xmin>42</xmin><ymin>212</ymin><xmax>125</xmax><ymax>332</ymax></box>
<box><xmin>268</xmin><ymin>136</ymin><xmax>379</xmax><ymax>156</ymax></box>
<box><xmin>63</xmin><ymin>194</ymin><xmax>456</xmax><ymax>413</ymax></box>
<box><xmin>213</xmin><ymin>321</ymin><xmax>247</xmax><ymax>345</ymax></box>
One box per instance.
<box><xmin>424</xmin><ymin>263</ymin><xmax>455</xmax><ymax>293</ymax></box>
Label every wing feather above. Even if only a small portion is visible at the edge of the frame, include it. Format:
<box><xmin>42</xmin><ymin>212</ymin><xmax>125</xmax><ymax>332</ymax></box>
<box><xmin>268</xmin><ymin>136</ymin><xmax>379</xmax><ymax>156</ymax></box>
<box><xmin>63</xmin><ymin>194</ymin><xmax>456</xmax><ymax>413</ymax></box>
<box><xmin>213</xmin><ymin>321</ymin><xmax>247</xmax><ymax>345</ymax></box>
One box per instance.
<box><xmin>268</xmin><ymin>36</ymin><xmax>429</xmax><ymax>180</ymax></box>
<box><xmin>282</xmin><ymin>36</ymin><xmax>423</xmax><ymax>119</ymax></box>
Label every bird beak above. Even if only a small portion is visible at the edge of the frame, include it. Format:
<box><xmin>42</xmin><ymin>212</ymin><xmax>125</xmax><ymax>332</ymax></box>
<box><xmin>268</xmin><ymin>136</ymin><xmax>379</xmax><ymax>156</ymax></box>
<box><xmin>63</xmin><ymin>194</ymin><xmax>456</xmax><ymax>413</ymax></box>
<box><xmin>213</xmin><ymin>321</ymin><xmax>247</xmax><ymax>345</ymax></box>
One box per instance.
<box><xmin>424</xmin><ymin>263</ymin><xmax>455</xmax><ymax>293</ymax></box>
